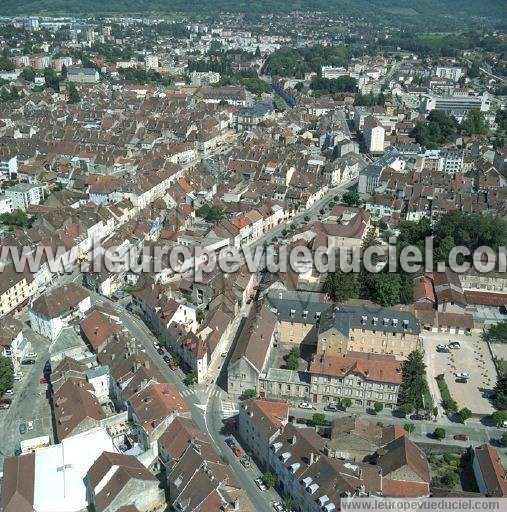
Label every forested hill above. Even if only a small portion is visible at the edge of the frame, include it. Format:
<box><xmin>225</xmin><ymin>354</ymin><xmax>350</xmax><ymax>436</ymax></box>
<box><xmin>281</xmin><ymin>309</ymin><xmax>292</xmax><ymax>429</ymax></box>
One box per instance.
<box><xmin>0</xmin><ymin>0</ymin><xmax>505</xmax><ymax>28</ymax></box>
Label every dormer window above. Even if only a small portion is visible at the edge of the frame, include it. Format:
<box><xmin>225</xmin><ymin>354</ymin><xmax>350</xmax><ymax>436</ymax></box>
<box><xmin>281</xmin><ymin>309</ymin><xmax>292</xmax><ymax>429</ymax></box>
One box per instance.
<box><xmin>403</xmin><ymin>319</ymin><xmax>409</xmax><ymax>329</ymax></box>
<box><xmin>372</xmin><ymin>317</ymin><xmax>378</xmax><ymax>326</ymax></box>
<box><xmin>383</xmin><ymin>318</ymin><xmax>389</xmax><ymax>326</ymax></box>
<box><xmin>290</xmin><ymin>309</ymin><xmax>295</xmax><ymax>317</ymax></box>
<box><xmin>361</xmin><ymin>315</ymin><xmax>367</xmax><ymax>324</ymax></box>
<box><xmin>392</xmin><ymin>319</ymin><xmax>398</xmax><ymax>327</ymax></box>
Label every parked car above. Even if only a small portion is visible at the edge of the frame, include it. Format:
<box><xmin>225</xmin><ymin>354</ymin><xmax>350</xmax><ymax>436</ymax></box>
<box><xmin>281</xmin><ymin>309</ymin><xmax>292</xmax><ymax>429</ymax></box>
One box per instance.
<box><xmin>232</xmin><ymin>446</ymin><xmax>244</xmax><ymax>458</ymax></box>
<box><xmin>272</xmin><ymin>502</ymin><xmax>286</xmax><ymax>512</ymax></box>
<box><xmin>168</xmin><ymin>361</ymin><xmax>177</xmax><ymax>371</ymax></box>
<box><xmin>410</xmin><ymin>413</ymin><xmax>427</xmax><ymax>421</ymax></box>
<box><xmin>254</xmin><ymin>477</ymin><xmax>267</xmax><ymax>491</ymax></box>
<box><xmin>225</xmin><ymin>437</ymin><xmax>235</xmax><ymax>448</ymax></box>
<box><xmin>27</xmin><ymin>420</ymin><xmax>34</xmax><ymax>431</ymax></box>
<box><xmin>453</xmin><ymin>434</ymin><xmax>468</xmax><ymax>441</ymax></box>
<box><xmin>39</xmin><ymin>376</ymin><xmax>47</xmax><ymax>385</ymax></box>
<box><xmin>4</xmin><ymin>389</ymin><xmax>13</xmax><ymax>395</ymax></box>
<box><xmin>436</xmin><ymin>344</ymin><xmax>450</xmax><ymax>353</ymax></box>
<box><xmin>22</xmin><ymin>358</ymin><xmax>36</xmax><ymax>365</ymax></box>
<box><xmin>19</xmin><ymin>422</ymin><xmax>27</xmax><ymax>434</ymax></box>
<box><xmin>449</xmin><ymin>341</ymin><xmax>461</xmax><ymax>349</ymax></box>
<box><xmin>163</xmin><ymin>355</ymin><xmax>170</xmax><ymax>363</ymax></box>
<box><xmin>324</xmin><ymin>403</ymin><xmax>338</xmax><ymax>412</ymax></box>
<box><xmin>456</xmin><ymin>377</ymin><xmax>468</xmax><ymax>384</ymax></box>
<box><xmin>298</xmin><ymin>402</ymin><xmax>314</xmax><ymax>410</ymax></box>
<box><xmin>296</xmin><ymin>417</ymin><xmax>309</xmax><ymax>425</ymax></box>
<box><xmin>455</xmin><ymin>372</ymin><xmax>469</xmax><ymax>379</ymax></box>
<box><xmin>0</xmin><ymin>402</ymin><xmax>10</xmax><ymax>410</ymax></box>
<box><xmin>157</xmin><ymin>348</ymin><xmax>164</xmax><ymax>355</ymax></box>
<box><xmin>240</xmin><ymin>456</ymin><xmax>250</xmax><ymax>468</ymax></box>
<box><xmin>26</xmin><ymin>352</ymin><xmax>37</xmax><ymax>359</ymax></box>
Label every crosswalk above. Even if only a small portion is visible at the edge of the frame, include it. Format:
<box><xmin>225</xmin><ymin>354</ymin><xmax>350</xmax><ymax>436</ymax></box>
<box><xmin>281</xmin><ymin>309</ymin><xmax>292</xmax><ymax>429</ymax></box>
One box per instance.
<box><xmin>178</xmin><ymin>386</ymin><xmax>239</xmax><ymax>418</ymax></box>
<box><xmin>221</xmin><ymin>400</ymin><xmax>239</xmax><ymax>418</ymax></box>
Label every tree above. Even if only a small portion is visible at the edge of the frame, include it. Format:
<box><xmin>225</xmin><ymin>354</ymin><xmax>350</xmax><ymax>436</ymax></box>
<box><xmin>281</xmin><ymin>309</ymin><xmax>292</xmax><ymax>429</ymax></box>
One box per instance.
<box><xmin>373</xmin><ymin>402</ymin><xmax>384</xmax><ymax>414</ymax></box>
<box><xmin>19</xmin><ymin>66</ymin><xmax>36</xmax><ymax>82</ymax></box>
<box><xmin>484</xmin><ymin>320</ymin><xmax>507</xmax><ymax>344</ymax></box>
<box><xmin>286</xmin><ymin>346</ymin><xmax>300</xmax><ymax>371</ymax></box>
<box><xmin>441</xmin><ymin>470</ymin><xmax>458</xmax><ymax>488</ymax></box>
<box><xmin>433</xmin><ymin>427</ymin><xmax>446</xmax><ymax>440</ymax></box>
<box><xmin>460</xmin><ymin>110</ymin><xmax>487</xmax><ymax>136</ymax></box>
<box><xmin>432</xmin><ymin>406</ymin><xmax>439</xmax><ymax>420</ymax></box>
<box><xmin>184</xmin><ymin>371</ymin><xmax>197</xmax><ymax>386</ymax></box>
<box><xmin>494</xmin><ymin>374</ymin><xmax>507</xmax><ymax>410</ymax></box>
<box><xmin>312</xmin><ymin>413</ymin><xmax>326</xmax><ymax>426</ymax></box>
<box><xmin>262</xmin><ymin>471</ymin><xmax>277</xmax><ymax>488</ymax></box>
<box><xmin>342</xmin><ymin>191</ymin><xmax>361</xmax><ymax>206</ymax></box>
<box><xmin>491</xmin><ymin>410</ymin><xmax>507</xmax><ymax>428</ymax></box>
<box><xmin>399</xmin><ymin>351</ymin><xmax>428</xmax><ymax>411</ymax></box>
<box><xmin>324</xmin><ymin>271</ymin><xmax>359</xmax><ymax>302</ymax></box>
<box><xmin>197</xmin><ymin>204</ymin><xmax>224</xmax><ymax>223</ymax></box>
<box><xmin>341</xmin><ymin>397</ymin><xmax>352</xmax><ymax>410</ymax></box>
<box><xmin>61</xmin><ymin>63</ymin><xmax>68</xmax><ymax>80</ymax></box>
<box><xmin>43</xmin><ymin>67</ymin><xmax>60</xmax><ymax>91</ymax></box>
<box><xmin>0</xmin><ymin>209</ymin><xmax>29</xmax><ymax>228</ymax></box>
<box><xmin>398</xmin><ymin>402</ymin><xmax>414</xmax><ymax>417</ymax></box>
<box><xmin>0</xmin><ymin>356</ymin><xmax>14</xmax><ymax>396</ymax></box>
<box><xmin>68</xmin><ymin>82</ymin><xmax>81</xmax><ymax>104</ymax></box>
<box><xmin>0</xmin><ymin>56</ymin><xmax>14</xmax><ymax>71</ymax></box>
<box><xmin>503</xmin><ymin>432</ymin><xmax>507</xmax><ymax>447</ymax></box>
<box><xmin>458</xmin><ymin>407</ymin><xmax>472</xmax><ymax>423</ymax></box>
<box><xmin>240</xmin><ymin>389</ymin><xmax>257</xmax><ymax>400</ymax></box>
<box><xmin>404</xmin><ymin>423</ymin><xmax>415</xmax><ymax>435</ymax></box>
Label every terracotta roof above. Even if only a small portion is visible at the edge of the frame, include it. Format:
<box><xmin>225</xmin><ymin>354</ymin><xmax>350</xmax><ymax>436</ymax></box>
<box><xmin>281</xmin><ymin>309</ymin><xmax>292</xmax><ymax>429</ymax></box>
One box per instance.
<box><xmin>377</xmin><ymin>435</ymin><xmax>430</xmax><ymax>484</ymax></box>
<box><xmin>241</xmin><ymin>398</ymin><xmax>289</xmax><ymax>440</ymax></box>
<box><xmin>309</xmin><ymin>352</ymin><xmax>403</xmax><ymax>384</ymax></box>
<box><xmin>382</xmin><ymin>478</ymin><xmax>429</xmax><ymax>498</ymax></box>
<box><xmin>464</xmin><ymin>291</ymin><xmax>507</xmax><ymax>307</ymax></box>
<box><xmin>31</xmin><ymin>283</ymin><xmax>89</xmax><ymax>319</ymax></box>
<box><xmin>129</xmin><ymin>383</ymin><xmax>189</xmax><ymax>434</ymax></box>
<box><xmin>1</xmin><ymin>453</ymin><xmax>35</xmax><ymax>512</ymax></box>
<box><xmin>474</xmin><ymin>444</ymin><xmax>507</xmax><ymax>497</ymax></box>
<box><xmin>54</xmin><ymin>377</ymin><xmax>106</xmax><ymax>441</ymax></box>
<box><xmin>158</xmin><ymin>416</ymin><xmax>208</xmax><ymax>461</ymax></box>
<box><xmin>80</xmin><ymin>309</ymin><xmax>123</xmax><ymax>351</ymax></box>
<box><xmin>86</xmin><ymin>452</ymin><xmax>157</xmax><ymax>511</ymax></box>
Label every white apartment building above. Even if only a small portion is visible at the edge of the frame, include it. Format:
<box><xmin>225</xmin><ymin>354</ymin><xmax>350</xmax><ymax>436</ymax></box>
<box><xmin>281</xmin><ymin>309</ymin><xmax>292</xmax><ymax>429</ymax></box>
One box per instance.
<box><xmin>145</xmin><ymin>54</ymin><xmax>159</xmax><ymax>70</ymax></box>
<box><xmin>439</xmin><ymin>149</ymin><xmax>464</xmax><ymax>174</ymax></box>
<box><xmin>363</xmin><ymin>116</ymin><xmax>385</xmax><ymax>154</ymax></box>
<box><xmin>0</xmin><ymin>195</ymin><xmax>13</xmax><ymax>214</ymax></box>
<box><xmin>5</xmin><ymin>183</ymin><xmax>43</xmax><ymax>211</ymax></box>
<box><xmin>435</xmin><ymin>66</ymin><xmax>464</xmax><ymax>82</ymax></box>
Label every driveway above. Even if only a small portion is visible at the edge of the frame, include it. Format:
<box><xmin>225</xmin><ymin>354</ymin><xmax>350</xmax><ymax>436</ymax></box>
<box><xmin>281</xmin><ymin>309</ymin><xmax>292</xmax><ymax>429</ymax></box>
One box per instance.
<box><xmin>422</xmin><ymin>331</ymin><xmax>496</xmax><ymax>416</ymax></box>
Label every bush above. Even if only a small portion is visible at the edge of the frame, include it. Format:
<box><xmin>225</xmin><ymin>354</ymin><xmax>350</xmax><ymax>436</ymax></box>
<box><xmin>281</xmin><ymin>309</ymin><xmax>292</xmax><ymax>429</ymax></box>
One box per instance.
<box><xmin>398</xmin><ymin>402</ymin><xmax>414</xmax><ymax>417</ymax></box>
<box><xmin>0</xmin><ymin>356</ymin><xmax>14</xmax><ymax>396</ymax></box>
<box><xmin>458</xmin><ymin>407</ymin><xmax>472</xmax><ymax>423</ymax></box>
<box><xmin>240</xmin><ymin>389</ymin><xmax>257</xmax><ymax>400</ymax></box>
<box><xmin>436</xmin><ymin>375</ymin><xmax>458</xmax><ymax>413</ymax></box>
<box><xmin>263</xmin><ymin>471</ymin><xmax>277</xmax><ymax>488</ymax></box>
<box><xmin>374</xmin><ymin>402</ymin><xmax>384</xmax><ymax>414</ymax></box>
<box><xmin>312</xmin><ymin>413</ymin><xmax>326</xmax><ymax>426</ymax></box>
<box><xmin>404</xmin><ymin>423</ymin><xmax>415</xmax><ymax>434</ymax></box>
<box><xmin>433</xmin><ymin>427</ymin><xmax>446</xmax><ymax>440</ymax></box>
<box><xmin>341</xmin><ymin>397</ymin><xmax>352</xmax><ymax>410</ymax></box>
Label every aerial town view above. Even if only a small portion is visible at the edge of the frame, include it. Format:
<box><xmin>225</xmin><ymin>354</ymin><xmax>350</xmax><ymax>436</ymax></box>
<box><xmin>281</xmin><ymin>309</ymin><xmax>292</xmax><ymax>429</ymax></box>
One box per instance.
<box><xmin>0</xmin><ymin>1</ymin><xmax>506</xmax><ymax>511</ymax></box>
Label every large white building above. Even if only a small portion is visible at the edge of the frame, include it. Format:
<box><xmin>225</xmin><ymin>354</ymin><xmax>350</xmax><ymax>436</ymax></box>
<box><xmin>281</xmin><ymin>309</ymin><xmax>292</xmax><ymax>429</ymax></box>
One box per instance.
<box><xmin>29</xmin><ymin>283</ymin><xmax>91</xmax><ymax>341</ymax></box>
<box><xmin>363</xmin><ymin>115</ymin><xmax>385</xmax><ymax>154</ymax></box>
<box><xmin>5</xmin><ymin>183</ymin><xmax>43</xmax><ymax>211</ymax></box>
<box><xmin>435</xmin><ymin>66</ymin><xmax>464</xmax><ymax>82</ymax></box>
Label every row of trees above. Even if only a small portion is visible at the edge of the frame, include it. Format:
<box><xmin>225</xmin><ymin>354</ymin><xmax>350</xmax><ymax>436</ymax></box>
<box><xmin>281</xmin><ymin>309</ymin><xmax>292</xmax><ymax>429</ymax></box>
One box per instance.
<box><xmin>262</xmin><ymin>45</ymin><xmax>349</xmax><ymax>78</ymax></box>
<box><xmin>310</xmin><ymin>76</ymin><xmax>357</xmax><ymax>96</ymax></box>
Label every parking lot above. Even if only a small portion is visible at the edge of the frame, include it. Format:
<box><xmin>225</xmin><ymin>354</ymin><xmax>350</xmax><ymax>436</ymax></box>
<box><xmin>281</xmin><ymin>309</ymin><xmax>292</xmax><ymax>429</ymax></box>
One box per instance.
<box><xmin>423</xmin><ymin>331</ymin><xmax>496</xmax><ymax>416</ymax></box>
